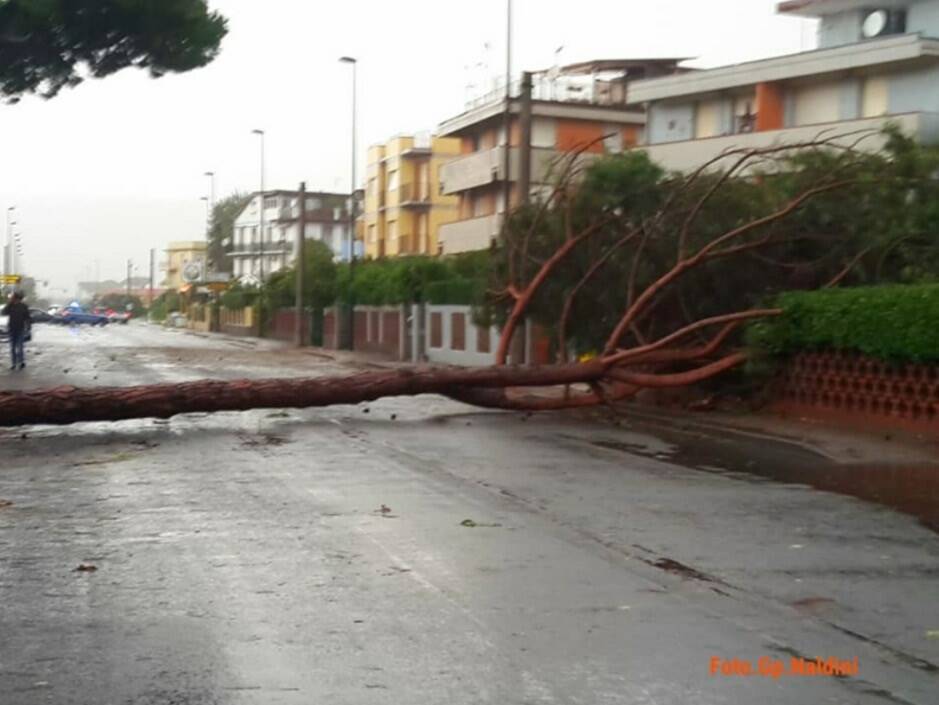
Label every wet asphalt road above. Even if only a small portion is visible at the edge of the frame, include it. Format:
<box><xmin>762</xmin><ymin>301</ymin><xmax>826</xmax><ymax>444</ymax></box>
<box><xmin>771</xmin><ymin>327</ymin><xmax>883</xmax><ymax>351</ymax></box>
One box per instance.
<box><xmin>1</xmin><ymin>323</ymin><xmax>938</xmax><ymax>704</ymax></box>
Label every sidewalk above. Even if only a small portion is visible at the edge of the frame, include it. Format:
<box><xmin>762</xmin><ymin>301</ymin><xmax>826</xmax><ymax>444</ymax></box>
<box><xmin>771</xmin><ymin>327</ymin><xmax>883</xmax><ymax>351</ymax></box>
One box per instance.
<box><xmin>619</xmin><ymin>403</ymin><xmax>939</xmax><ymax>465</ymax></box>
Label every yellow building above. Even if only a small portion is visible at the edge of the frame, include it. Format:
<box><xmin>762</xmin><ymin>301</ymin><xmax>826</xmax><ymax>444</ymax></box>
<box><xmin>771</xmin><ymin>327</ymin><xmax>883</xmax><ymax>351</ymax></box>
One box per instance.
<box><xmin>163</xmin><ymin>241</ymin><xmax>208</xmax><ymax>290</ymax></box>
<box><xmin>363</xmin><ymin>134</ymin><xmax>461</xmax><ymax>258</ymax></box>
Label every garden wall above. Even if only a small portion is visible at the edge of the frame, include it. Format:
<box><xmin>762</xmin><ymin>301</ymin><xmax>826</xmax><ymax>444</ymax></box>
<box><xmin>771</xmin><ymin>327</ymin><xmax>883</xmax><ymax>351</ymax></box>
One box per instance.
<box><xmin>773</xmin><ymin>351</ymin><xmax>939</xmax><ymax>435</ymax></box>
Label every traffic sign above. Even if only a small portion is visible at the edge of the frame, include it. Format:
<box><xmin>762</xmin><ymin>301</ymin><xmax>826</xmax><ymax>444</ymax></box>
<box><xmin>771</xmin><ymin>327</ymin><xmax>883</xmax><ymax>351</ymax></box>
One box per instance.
<box><xmin>0</xmin><ymin>274</ymin><xmax>22</xmax><ymax>285</ymax></box>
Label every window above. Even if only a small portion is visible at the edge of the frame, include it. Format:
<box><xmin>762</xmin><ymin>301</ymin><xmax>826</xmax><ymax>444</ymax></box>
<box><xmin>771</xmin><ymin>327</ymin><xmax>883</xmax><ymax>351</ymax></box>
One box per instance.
<box><xmin>603</xmin><ymin>126</ymin><xmax>623</xmax><ymax>154</ymax></box>
<box><xmin>388</xmin><ymin>221</ymin><xmax>398</xmax><ymax>240</ymax></box>
<box><xmin>734</xmin><ymin>99</ymin><xmax>757</xmax><ymax>134</ymax></box>
<box><xmin>306</xmin><ymin>197</ymin><xmax>321</xmax><ymax>210</ymax></box>
<box><xmin>532</xmin><ymin>118</ymin><xmax>556</xmax><ymax>148</ymax></box>
<box><xmin>387</xmin><ymin>170</ymin><xmax>399</xmax><ymax>190</ymax></box>
<box><xmin>862</xmin><ymin>76</ymin><xmax>888</xmax><ymax>118</ymax></box>
<box><xmin>264</xmin><ymin>196</ymin><xmax>278</xmax><ymax>209</ymax></box>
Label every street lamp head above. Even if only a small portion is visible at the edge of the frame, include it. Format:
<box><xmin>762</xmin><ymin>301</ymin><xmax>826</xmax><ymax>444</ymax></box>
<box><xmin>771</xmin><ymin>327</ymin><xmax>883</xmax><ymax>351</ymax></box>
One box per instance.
<box><xmin>251</xmin><ymin>129</ymin><xmax>264</xmax><ymax>136</ymax></box>
<box><xmin>204</xmin><ymin>171</ymin><xmax>215</xmax><ymax>177</ymax></box>
<box><xmin>339</xmin><ymin>56</ymin><xmax>357</xmax><ymax>64</ymax></box>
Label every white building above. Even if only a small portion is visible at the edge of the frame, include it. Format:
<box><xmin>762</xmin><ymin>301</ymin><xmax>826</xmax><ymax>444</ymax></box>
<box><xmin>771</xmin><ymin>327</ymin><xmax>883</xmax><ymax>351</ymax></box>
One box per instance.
<box><xmin>231</xmin><ymin>190</ymin><xmax>361</xmax><ymax>283</ymax></box>
<box><xmin>631</xmin><ymin>0</ymin><xmax>939</xmax><ymax>171</ymax></box>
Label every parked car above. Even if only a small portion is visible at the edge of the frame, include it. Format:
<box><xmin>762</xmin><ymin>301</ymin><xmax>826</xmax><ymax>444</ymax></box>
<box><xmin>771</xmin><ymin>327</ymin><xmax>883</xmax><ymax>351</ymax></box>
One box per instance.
<box><xmin>0</xmin><ymin>313</ymin><xmax>32</xmax><ymax>341</ymax></box>
<box><xmin>29</xmin><ymin>308</ymin><xmax>54</xmax><ymax>323</ymax></box>
<box><xmin>58</xmin><ymin>305</ymin><xmax>109</xmax><ymax>326</ymax></box>
<box><xmin>106</xmin><ymin>308</ymin><xmax>131</xmax><ymax>324</ymax></box>
<box><xmin>165</xmin><ymin>311</ymin><xmax>188</xmax><ymax>328</ymax></box>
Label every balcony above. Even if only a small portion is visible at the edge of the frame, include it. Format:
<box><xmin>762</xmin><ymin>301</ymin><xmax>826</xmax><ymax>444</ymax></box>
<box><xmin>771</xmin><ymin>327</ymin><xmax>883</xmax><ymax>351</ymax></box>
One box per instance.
<box><xmin>230</xmin><ymin>241</ymin><xmax>293</xmax><ymax>256</ymax></box>
<box><xmin>439</xmin><ymin>214</ymin><xmax>502</xmax><ymax>254</ymax></box>
<box><xmin>439</xmin><ymin>147</ymin><xmax>506</xmax><ymax>194</ymax></box>
<box><xmin>439</xmin><ymin>146</ymin><xmax>588</xmax><ymax>195</ymax></box>
<box><xmin>397</xmin><ymin>183</ymin><xmax>431</xmax><ymax>207</ymax></box>
<box><xmin>642</xmin><ymin>111</ymin><xmax>939</xmax><ymax>174</ymax></box>
<box><xmin>386</xmin><ymin>234</ymin><xmax>419</xmax><ymax>256</ymax></box>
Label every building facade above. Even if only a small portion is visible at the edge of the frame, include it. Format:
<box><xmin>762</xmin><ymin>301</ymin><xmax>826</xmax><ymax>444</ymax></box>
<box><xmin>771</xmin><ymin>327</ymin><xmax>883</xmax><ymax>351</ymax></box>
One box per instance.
<box><xmin>362</xmin><ymin>134</ymin><xmax>461</xmax><ymax>259</ymax></box>
<box><xmin>435</xmin><ymin>60</ymin><xmax>685</xmax><ymax>254</ymax></box>
<box><xmin>163</xmin><ymin>241</ymin><xmax>208</xmax><ymax>290</ymax></box>
<box><xmin>231</xmin><ymin>190</ymin><xmax>358</xmax><ymax>283</ymax></box>
<box><xmin>632</xmin><ymin>0</ymin><xmax>939</xmax><ymax>172</ymax></box>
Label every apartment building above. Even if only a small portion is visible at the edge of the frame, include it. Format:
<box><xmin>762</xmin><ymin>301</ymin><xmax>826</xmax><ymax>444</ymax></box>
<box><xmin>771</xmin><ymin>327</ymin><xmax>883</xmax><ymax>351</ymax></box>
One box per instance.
<box><xmin>362</xmin><ymin>134</ymin><xmax>461</xmax><ymax>258</ymax></box>
<box><xmin>231</xmin><ymin>190</ymin><xmax>357</xmax><ymax>283</ymax></box>
<box><xmin>163</xmin><ymin>241</ymin><xmax>208</xmax><ymax>290</ymax></box>
<box><xmin>435</xmin><ymin>59</ymin><xmax>684</xmax><ymax>254</ymax></box>
<box><xmin>631</xmin><ymin>0</ymin><xmax>939</xmax><ymax>172</ymax></box>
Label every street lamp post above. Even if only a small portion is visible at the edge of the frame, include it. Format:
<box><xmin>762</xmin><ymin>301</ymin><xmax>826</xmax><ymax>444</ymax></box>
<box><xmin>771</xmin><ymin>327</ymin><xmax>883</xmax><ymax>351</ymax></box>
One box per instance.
<box><xmin>201</xmin><ymin>196</ymin><xmax>211</xmax><ymax>235</ymax></box>
<box><xmin>5</xmin><ymin>206</ymin><xmax>15</xmax><ymax>279</ymax></box>
<box><xmin>339</xmin><ymin>55</ymin><xmax>357</xmax><ymax>351</ymax></box>
<box><xmin>13</xmin><ymin>232</ymin><xmax>22</xmax><ymax>275</ymax></box>
<box><xmin>251</xmin><ymin>130</ymin><xmax>266</xmax><ymax>284</ymax></box>
<box><xmin>204</xmin><ymin>171</ymin><xmax>216</xmax><ymax>210</ymax></box>
<box><xmin>501</xmin><ymin>0</ymin><xmax>513</xmax><ymax>222</ymax></box>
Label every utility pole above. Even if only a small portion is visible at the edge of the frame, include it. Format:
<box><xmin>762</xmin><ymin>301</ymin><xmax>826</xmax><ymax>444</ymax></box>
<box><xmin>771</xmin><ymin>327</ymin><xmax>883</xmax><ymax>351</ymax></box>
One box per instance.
<box><xmin>126</xmin><ymin>259</ymin><xmax>132</xmax><ymax>298</ymax></box>
<box><xmin>519</xmin><ymin>70</ymin><xmax>533</xmax><ymax>205</ymax></box>
<box><xmin>149</xmin><ymin>248</ymin><xmax>155</xmax><ymax>312</ymax></box>
<box><xmin>204</xmin><ymin>171</ymin><xmax>216</xmax><ymax>271</ymax></box>
<box><xmin>501</xmin><ymin>0</ymin><xmax>513</xmax><ymax>226</ymax></box>
<box><xmin>339</xmin><ymin>56</ymin><xmax>358</xmax><ymax>350</ymax></box>
<box><xmin>295</xmin><ymin>182</ymin><xmax>307</xmax><ymax>347</ymax></box>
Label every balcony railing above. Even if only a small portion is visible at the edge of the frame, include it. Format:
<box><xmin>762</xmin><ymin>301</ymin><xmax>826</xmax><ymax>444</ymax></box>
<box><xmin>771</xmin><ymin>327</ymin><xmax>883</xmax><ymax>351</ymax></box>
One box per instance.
<box><xmin>439</xmin><ymin>147</ymin><xmax>505</xmax><ymax>194</ymax></box>
<box><xmin>439</xmin><ymin>214</ymin><xmax>502</xmax><ymax>254</ymax></box>
<box><xmin>643</xmin><ymin>111</ymin><xmax>939</xmax><ymax>174</ymax></box>
<box><xmin>230</xmin><ymin>241</ymin><xmax>293</xmax><ymax>255</ymax></box>
<box><xmin>397</xmin><ymin>183</ymin><xmax>431</xmax><ymax>206</ymax></box>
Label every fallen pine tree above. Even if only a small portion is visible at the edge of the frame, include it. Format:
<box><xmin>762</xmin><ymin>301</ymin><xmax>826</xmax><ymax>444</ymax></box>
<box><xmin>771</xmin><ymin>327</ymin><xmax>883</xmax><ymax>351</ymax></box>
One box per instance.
<box><xmin>2</xmin><ymin>133</ymin><xmax>919</xmax><ymax>427</ymax></box>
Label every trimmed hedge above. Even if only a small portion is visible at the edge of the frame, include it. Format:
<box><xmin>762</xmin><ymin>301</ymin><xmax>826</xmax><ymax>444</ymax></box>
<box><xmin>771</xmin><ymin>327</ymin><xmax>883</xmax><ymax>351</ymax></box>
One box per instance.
<box><xmin>748</xmin><ymin>284</ymin><xmax>939</xmax><ymax>363</ymax></box>
<box><xmin>425</xmin><ymin>277</ymin><xmax>484</xmax><ymax>306</ymax></box>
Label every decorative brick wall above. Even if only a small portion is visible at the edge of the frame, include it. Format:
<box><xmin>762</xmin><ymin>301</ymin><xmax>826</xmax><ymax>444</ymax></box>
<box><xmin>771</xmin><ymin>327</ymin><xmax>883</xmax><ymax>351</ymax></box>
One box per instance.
<box><xmin>775</xmin><ymin>351</ymin><xmax>939</xmax><ymax>433</ymax></box>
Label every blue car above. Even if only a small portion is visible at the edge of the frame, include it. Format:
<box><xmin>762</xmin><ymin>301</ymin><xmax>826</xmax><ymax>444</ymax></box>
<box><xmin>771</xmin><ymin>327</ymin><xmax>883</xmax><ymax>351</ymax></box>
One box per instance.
<box><xmin>58</xmin><ymin>305</ymin><xmax>109</xmax><ymax>326</ymax></box>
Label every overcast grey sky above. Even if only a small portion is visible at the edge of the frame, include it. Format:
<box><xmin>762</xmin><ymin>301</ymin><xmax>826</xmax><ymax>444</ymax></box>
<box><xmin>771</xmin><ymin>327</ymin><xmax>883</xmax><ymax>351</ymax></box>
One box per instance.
<box><xmin>1</xmin><ymin>0</ymin><xmax>816</xmax><ymax>298</ymax></box>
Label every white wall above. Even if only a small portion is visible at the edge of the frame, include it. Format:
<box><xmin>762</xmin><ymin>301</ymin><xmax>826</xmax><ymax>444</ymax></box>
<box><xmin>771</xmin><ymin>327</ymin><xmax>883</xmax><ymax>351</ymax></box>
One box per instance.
<box><xmin>818</xmin><ymin>10</ymin><xmax>863</xmax><ymax>48</ymax></box>
<box><xmin>908</xmin><ymin>0</ymin><xmax>939</xmax><ymax>37</ymax></box>
<box><xmin>888</xmin><ymin>64</ymin><xmax>939</xmax><ymax>112</ymax></box>
<box><xmin>424</xmin><ymin>305</ymin><xmax>499</xmax><ymax>367</ymax></box>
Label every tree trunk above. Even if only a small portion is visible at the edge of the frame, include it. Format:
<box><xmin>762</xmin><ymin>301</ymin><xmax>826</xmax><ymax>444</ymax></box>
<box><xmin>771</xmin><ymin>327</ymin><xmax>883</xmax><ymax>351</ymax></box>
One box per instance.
<box><xmin>0</xmin><ymin>362</ymin><xmax>609</xmax><ymax>427</ymax></box>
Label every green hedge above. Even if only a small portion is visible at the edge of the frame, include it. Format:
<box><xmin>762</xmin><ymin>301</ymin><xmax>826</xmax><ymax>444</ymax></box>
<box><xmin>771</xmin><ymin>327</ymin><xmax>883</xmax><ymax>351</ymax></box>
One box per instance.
<box><xmin>425</xmin><ymin>277</ymin><xmax>484</xmax><ymax>305</ymax></box>
<box><xmin>748</xmin><ymin>284</ymin><xmax>939</xmax><ymax>362</ymax></box>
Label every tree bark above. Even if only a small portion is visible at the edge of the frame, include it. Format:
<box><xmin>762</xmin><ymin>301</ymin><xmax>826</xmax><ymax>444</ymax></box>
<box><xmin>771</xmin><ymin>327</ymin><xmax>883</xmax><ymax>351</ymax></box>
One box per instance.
<box><xmin>0</xmin><ymin>362</ymin><xmax>609</xmax><ymax>427</ymax></box>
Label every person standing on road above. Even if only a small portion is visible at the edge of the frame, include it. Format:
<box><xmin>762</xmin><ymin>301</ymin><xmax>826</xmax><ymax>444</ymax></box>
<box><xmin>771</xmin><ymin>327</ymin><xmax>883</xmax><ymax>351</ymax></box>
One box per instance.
<box><xmin>2</xmin><ymin>291</ymin><xmax>31</xmax><ymax>370</ymax></box>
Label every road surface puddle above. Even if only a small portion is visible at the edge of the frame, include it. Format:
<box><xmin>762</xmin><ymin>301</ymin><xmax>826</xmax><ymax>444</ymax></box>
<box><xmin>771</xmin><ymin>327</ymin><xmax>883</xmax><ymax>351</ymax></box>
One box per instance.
<box><xmin>591</xmin><ymin>431</ymin><xmax>939</xmax><ymax>532</ymax></box>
